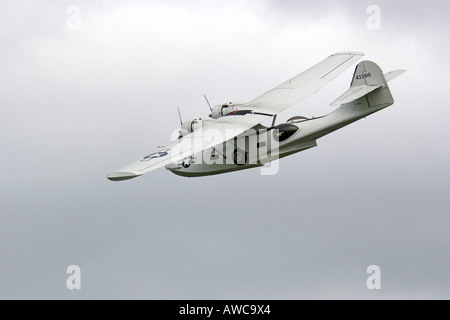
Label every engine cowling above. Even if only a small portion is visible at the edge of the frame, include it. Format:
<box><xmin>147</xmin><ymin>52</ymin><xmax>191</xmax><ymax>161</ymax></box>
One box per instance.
<box><xmin>210</xmin><ymin>104</ymin><xmax>238</xmax><ymax>119</ymax></box>
<box><xmin>178</xmin><ymin>119</ymin><xmax>204</xmax><ymax>137</ymax></box>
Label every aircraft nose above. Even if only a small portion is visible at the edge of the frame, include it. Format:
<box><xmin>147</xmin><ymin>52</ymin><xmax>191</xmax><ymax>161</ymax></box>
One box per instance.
<box><xmin>107</xmin><ymin>171</ymin><xmax>138</xmax><ymax>181</ymax></box>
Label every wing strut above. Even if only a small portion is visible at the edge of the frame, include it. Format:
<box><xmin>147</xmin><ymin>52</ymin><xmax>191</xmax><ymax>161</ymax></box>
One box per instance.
<box><xmin>271</xmin><ymin>115</ymin><xmax>277</xmax><ymax>128</ymax></box>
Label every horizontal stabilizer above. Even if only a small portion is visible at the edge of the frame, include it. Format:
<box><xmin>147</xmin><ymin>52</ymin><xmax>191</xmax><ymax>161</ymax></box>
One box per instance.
<box><xmin>384</xmin><ymin>69</ymin><xmax>406</xmax><ymax>82</ymax></box>
<box><xmin>330</xmin><ymin>85</ymin><xmax>381</xmax><ymax>106</ymax></box>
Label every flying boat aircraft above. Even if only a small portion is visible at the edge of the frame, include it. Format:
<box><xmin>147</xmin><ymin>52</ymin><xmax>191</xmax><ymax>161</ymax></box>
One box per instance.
<box><xmin>107</xmin><ymin>52</ymin><xmax>405</xmax><ymax>181</ymax></box>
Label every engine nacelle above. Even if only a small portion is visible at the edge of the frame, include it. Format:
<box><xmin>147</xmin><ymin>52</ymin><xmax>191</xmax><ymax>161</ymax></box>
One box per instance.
<box><xmin>210</xmin><ymin>104</ymin><xmax>237</xmax><ymax>119</ymax></box>
<box><xmin>178</xmin><ymin>119</ymin><xmax>204</xmax><ymax>137</ymax></box>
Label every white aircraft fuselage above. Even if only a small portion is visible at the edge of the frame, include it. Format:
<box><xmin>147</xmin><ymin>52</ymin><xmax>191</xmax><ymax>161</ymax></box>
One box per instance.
<box><xmin>166</xmin><ymin>83</ymin><xmax>394</xmax><ymax>177</ymax></box>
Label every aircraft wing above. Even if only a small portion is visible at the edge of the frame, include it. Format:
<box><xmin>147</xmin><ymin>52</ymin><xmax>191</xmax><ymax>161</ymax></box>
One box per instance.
<box><xmin>247</xmin><ymin>51</ymin><xmax>364</xmax><ymax>114</ymax></box>
<box><xmin>107</xmin><ymin>113</ymin><xmax>268</xmax><ymax>181</ymax></box>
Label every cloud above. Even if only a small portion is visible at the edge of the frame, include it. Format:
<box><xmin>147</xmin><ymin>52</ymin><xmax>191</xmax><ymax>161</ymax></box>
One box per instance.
<box><xmin>1</xmin><ymin>0</ymin><xmax>449</xmax><ymax>299</ymax></box>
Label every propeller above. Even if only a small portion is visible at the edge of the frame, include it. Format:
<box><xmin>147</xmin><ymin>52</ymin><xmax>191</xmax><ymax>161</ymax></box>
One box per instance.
<box><xmin>203</xmin><ymin>94</ymin><xmax>212</xmax><ymax>111</ymax></box>
<box><xmin>177</xmin><ymin>107</ymin><xmax>183</xmax><ymax>125</ymax></box>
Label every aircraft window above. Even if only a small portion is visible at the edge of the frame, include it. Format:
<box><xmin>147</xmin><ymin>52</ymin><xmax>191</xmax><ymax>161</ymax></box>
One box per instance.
<box><xmin>272</xmin><ymin>124</ymin><xmax>299</xmax><ymax>142</ymax></box>
<box><xmin>287</xmin><ymin>116</ymin><xmax>309</xmax><ymax>123</ymax></box>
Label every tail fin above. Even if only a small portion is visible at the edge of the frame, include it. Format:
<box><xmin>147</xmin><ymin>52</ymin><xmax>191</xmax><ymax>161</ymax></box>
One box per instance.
<box><xmin>331</xmin><ymin>60</ymin><xmax>393</xmax><ymax>107</ymax></box>
<box><xmin>350</xmin><ymin>60</ymin><xmax>387</xmax><ymax>87</ymax></box>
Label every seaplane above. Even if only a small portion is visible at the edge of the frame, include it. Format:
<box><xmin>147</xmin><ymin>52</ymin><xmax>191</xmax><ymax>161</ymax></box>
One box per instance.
<box><xmin>107</xmin><ymin>51</ymin><xmax>404</xmax><ymax>181</ymax></box>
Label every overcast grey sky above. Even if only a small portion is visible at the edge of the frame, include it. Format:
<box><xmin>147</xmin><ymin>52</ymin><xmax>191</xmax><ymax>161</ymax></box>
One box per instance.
<box><xmin>1</xmin><ymin>0</ymin><xmax>449</xmax><ymax>299</ymax></box>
